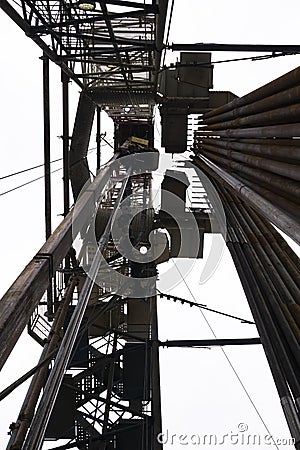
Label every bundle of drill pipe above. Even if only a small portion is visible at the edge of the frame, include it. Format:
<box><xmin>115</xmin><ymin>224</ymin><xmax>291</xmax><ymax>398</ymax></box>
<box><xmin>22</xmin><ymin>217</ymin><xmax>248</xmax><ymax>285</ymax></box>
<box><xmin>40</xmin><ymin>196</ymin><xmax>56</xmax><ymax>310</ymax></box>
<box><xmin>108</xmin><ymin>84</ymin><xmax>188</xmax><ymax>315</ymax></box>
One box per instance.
<box><xmin>193</xmin><ymin>67</ymin><xmax>300</xmax><ymax>444</ymax></box>
<box><xmin>193</xmin><ymin>65</ymin><xmax>300</xmax><ymax>245</ymax></box>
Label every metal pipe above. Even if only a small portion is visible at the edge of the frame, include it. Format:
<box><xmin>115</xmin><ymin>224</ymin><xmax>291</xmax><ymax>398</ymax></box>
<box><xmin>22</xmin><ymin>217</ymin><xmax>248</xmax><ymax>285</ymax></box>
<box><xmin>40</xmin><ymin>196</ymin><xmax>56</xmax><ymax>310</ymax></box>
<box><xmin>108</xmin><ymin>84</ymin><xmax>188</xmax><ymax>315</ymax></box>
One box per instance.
<box><xmin>200</xmin><ymin>143</ymin><xmax>300</xmax><ymax>181</ymax></box>
<box><xmin>195</xmin><ymin>122</ymin><xmax>300</xmax><ymax>138</ymax></box>
<box><xmin>228</xmin><ymin>243</ymin><xmax>289</xmax><ymax>397</ymax></box>
<box><xmin>267</xmin><ymin>218</ymin><xmax>300</xmax><ymax>268</ymax></box>
<box><xmin>244</xmin><ymin>210</ymin><xmax>300</xmax><ymax>329</ymax></box>
<box><xmin>231</xmin><ymin>200</ymin><xmax>300</xmax><ymax>307</ymax></box>
<box><xmin>222</xmin><ymin>197</ymin><xmax>300</xmax><ymax>396</ymax></box>
<box><xmin>240</xmin><ymin>137</ymin><xmax>300</xmax><ymax>147</ymax></box>
<box><xmin>227</xmin><ymin>240</ymin><xmax>300</xmax><ymax>446</ymax></box>
<box><xmin>200</xmin><ymin>150</ymin><xmax>300</xmax><ymax>203</ymax></box>
<box><xmin>203</xmin><ymin>85</ymin><xmax>300</xmax><ymax>125</ymax></box>
<box><xmin>244</xmin><ymin>206</ymin><xmax>300</xmax><ymax>290</ymax></box>
<box><xmin>23</xmin><ymin>174</ymin><xmax>130</xmax><ymax>450</ymax></box>
<box><xmin>227</xmin><ymin>171</ymin><xmax>300</xmax><ymax>221</ymax></box>
<box><xmin>239</xmin><ymin>244</ymin><xmax>300</xmax><ymax>391</ymax></box>
<box><xmin>205</xmin><ymin>103</ymin><xmax>300</xmax><ymax>131</ymax></box>
<box><xmin>203</xmin><ymin>65</ymin><xmax>300</xmax><ymax>119</ymax></box>
<box><xmin>192</xmin><ymin>155</ymin><xmax>300</xmax><ymax>245</ymax></box>
<box><xmin>197</xmin><ymin>138</ymin><xmax>300</xmax><ymax>163</ymax></box>
<box><xmin>223</xmin><ymin>181</ymin><xmax>300</xmax><ymax>434</ymax></box>
<box><xmin>221</xmin><ymin>190</ymin><xmax>300</xmax><ymax>350</ymax></box>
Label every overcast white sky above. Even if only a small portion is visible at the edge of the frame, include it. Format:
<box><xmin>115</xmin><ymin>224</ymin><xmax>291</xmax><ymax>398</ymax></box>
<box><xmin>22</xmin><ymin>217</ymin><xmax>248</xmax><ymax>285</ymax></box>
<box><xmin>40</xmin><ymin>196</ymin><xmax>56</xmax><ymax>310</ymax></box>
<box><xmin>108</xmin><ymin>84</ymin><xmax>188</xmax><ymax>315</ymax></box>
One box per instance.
<box><xmin>0</xmin><ymin>1</ymin><xmax>300</xmax><ymax>449</ymax></box>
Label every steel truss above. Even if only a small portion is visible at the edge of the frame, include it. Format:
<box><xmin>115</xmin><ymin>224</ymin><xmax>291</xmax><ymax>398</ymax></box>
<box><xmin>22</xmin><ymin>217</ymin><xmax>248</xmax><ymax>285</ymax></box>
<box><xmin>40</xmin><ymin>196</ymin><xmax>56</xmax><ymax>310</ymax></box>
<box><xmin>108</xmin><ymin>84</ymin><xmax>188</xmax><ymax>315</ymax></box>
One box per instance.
<box><xmin>0</xmin><ymin>1</ymin><xmax>300</xmax><ymax>449</ymax></box>
<box><xmin>0</xmin><ymin>0</ymin><xmax>168</xmax><ymax>120</ymax></box>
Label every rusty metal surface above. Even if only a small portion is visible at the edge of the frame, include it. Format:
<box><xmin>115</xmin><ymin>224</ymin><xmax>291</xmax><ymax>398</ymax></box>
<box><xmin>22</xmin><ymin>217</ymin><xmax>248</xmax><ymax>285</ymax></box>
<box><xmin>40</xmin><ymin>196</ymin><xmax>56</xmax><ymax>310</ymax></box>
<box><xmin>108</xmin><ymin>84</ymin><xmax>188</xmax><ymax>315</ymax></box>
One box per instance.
<box><xmin>204</xmin><ymin>85</ymin><xmax>300</xmax><ymax>125</ymax></box>
<box><xmin>196</xmin><ymin>138</ymin><xmax>300</xmax><ymax>163</ymax></box>
<box><xmin>199</xmin><ymin>143</ymin><xmax>300</xmax><ymax>181</ymax></box>
<box><xmin>206</xmin><ymin>103</ymin><xmax>300</xmax><ymax>130</ymax></box>
<box><xmin>203</xmin><ymin>65</ymin><xmax>300</xmax><ymax>119</ymax></box>
<box><xmin>192</xmin><ymin>154</ymin><xmax>300</xmax><ymax>245</ymax></box>
<box><xmin>195</xmin><ymin>122</ymin><xmax>300</xmax><ymax>138</ymax></box>
<box><xmin>0</xmin><ymin>211</ymin><xmax>73</xmax><ymax>370</ymax></box>
<box><xmin>194</xmin><ymin>65</ymin><xmax>300</xmax><ymax>238</ymax></box>
<box><xmin>217</xmin><ymin>186</ymin><xmax>300</xmax><ymax>440</ymax></box>
<box><xmin>200</xmin><ymin>150</ymin><xmax>300</xmax><ymax>203</ymax></box>
<box><xmin>228</xmin><ymin>172</ymin><xmax>300</xmax><ymax>221</ymax></box>
<box><xmin>0</xmin><ymin>154</ymin><xmax>117</xmax><ymax>370</ymax></box>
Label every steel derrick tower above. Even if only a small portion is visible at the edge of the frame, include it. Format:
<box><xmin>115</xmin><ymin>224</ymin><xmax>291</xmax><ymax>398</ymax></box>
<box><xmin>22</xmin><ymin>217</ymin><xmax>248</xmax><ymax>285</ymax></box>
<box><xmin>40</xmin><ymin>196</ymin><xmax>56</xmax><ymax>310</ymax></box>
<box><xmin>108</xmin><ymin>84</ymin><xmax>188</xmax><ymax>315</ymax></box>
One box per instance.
<box><xmin>0</xmin><ymin>1</ymin><xmax>299</xmax><ymax>449</ymax></box>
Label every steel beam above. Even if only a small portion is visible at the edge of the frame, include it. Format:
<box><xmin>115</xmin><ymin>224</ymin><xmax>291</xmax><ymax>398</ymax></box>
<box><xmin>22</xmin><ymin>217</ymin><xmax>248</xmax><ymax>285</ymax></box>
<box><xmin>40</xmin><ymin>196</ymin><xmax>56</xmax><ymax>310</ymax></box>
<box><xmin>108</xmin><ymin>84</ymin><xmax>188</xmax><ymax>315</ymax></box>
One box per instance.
<box><xmin>43</xmin><ymin>54</ymin><xmax>51</xmax><ymax>239</ymax></box>
<box><xmin>96</xmin><ymin>106</ymin><xmax>101</xmax><ymax>172</ymax></box>
<box><xmin>0</xmin><ymin>212</ymin><xmax>72</xmax><ymax>370</ymax></box>
<box><xmin>42</xmin><ymin>54</ymin><xmax>53</xmax><ymax>317</ymax></box>
<box><xmin>62</xmin><ymin>70</ymin><xmax>70</xmax><ymax>216</ymax></box>
<box><xmin>154</xmin><ymin>0</ymin><xmax>169</xmax><ymax>85</ymax></box>
<box><xmin>151</xmin><ymin>296</ymin><xmax>163</xmax><ymax>450</ymax></box>
<box><xmin>171</xmin><ymin>43</ymin><xmax>300</xmax><ymax>53</ymax></box>
<box><xmin>99</xmin><ymin>0</ymin><xmax>129</xmax><ymax>88</ymax></box>
<box><xmin>160</xmin><ymin>338</ymin><xmax>261</xmax><ymax>347</ymax></box>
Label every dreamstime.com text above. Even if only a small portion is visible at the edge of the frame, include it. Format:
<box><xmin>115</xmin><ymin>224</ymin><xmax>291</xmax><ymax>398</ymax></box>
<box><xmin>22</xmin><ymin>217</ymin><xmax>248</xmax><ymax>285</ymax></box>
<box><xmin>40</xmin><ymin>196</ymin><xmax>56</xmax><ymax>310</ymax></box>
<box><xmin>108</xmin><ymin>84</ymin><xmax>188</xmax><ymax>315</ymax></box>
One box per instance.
<box><xmin>157</xmin><ymin>424</ymin><xmax>295</xmax><ymax>446</ymax></box>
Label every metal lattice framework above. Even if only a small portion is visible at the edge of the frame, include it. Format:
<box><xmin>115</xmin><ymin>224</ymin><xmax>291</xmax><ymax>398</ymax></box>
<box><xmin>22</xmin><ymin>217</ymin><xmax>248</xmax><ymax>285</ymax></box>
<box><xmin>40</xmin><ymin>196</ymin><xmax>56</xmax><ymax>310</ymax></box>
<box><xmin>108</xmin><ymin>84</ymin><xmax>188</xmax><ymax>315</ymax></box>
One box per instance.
<box><xmin>0</xmin><ymin>1</ymin><xmax>300</xmax><ymax>449</ymax></box>
<box><xmin>0</xmin><ymin>0</ymin><xmax>167</xmax><ymax>119</ymax></box>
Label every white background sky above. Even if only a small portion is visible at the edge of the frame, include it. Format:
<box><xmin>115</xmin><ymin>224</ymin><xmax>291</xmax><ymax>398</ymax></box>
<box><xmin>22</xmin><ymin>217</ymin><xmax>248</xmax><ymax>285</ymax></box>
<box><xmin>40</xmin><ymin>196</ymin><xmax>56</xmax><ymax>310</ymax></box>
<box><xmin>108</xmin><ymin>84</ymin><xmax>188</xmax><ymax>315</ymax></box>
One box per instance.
<box><xmin>0</xmin><ymin>1</ymin><xmax>300</xmax><ymax>449</ymax></box>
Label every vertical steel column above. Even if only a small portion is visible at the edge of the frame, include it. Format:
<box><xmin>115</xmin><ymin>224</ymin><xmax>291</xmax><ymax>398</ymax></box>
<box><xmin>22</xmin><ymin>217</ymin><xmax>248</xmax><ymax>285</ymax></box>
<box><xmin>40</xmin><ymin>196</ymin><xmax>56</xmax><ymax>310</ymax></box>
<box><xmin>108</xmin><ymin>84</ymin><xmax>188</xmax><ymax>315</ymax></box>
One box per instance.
<box><xmin>43</xmin><ymin>53</ymin><xmax>51</xmax><ymax>238</ymax></box>
<box><xmin>61</xmin><ymin>70</ymin><xmax>71</xmax><ymax>286</ymax></box>
<box><xmin>43</xmin><ymin>54</ymin><xmax>53</xmax><ymax>317</ymax></box>
<box><xmin>96</xmin><ymin>106</ymin><xmax>101</xmax><ymax>172</ymax></box>
<box><xmin>151</xmin><ymin>295</ymin><xmax>163</xmax><ymax>450</ymax></box>
<box><xmin>61</xmin><ymin>70</ymin><xmax>70</xmax><ymax>217</ymax></box>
